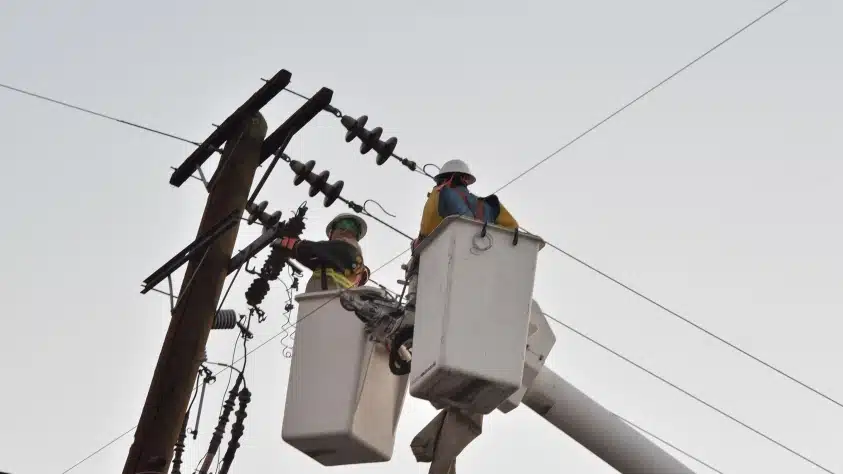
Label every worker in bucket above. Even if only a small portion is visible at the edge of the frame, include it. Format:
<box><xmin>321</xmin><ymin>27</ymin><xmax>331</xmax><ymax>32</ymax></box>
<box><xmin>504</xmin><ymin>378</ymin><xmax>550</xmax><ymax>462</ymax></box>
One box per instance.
<box><xmin>405</xmin><ymin>159</ymin><xmax>519</xmax><ymax>309</ymax></box>
<box><xmin>278</xmin><ymin>213</ymin><xmax>369</xmax><ymax>292</ymax></box>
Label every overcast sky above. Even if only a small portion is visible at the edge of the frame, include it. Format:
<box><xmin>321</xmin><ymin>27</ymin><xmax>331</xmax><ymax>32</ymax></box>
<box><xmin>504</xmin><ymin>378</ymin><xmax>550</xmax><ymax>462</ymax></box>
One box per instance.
<box><xmin>1</xmin><ymin>0</ymin><xmax>841</xmax><ymax>473</ymax></box>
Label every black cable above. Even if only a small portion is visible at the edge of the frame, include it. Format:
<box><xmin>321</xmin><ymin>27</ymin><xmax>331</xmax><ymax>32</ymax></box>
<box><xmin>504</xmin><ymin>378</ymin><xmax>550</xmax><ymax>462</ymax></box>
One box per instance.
<box><xmin>370</xmin><ymin>0</ymin><xmax>840</xmax><ymax>414</ymax></box>
<box><xmin>50</xmin><ymin>3</ymin><xmax>800</xmax><ymax>470</ymax></box>
<box><xmin>222</xmin><ymin>249</ymin><xmax>409</xmax><ymax>370</ymax></box>
<box><xmin>541</xmin><ymin>312</ymin><xmax>835</xmax><ymax>473</ymax></box>
<box><xmin>489</xmin><ymin>0</ymin><xmax>791</xmax><ymax>195</ymax></box>
<box><xmin>282</xmin><ymin>88</ymin><xmax>311</xmax><ymax>102</ymax></box>
<box><xmin>58</xmin><ymin>426</ymin><xmax>137</xmax><ymax>474</ymax></box>
<box><xmin>0</xmin><ymin>82</ymin><xmax>202</xmax><ymax>147</ymax></box>
<box><xmin>540</xmin><ymin>240</ymin><xmax>843</xmax><ymax>410</ymax></box>
<box><xmin>616</xmin><ymin>414</ymin><xmax>725</xmax><ymax>474</ymax></box>
<box><xmin>359</xmin><ymin>209</ymin><xmax>414</xmax><ymax>240</ymax></box>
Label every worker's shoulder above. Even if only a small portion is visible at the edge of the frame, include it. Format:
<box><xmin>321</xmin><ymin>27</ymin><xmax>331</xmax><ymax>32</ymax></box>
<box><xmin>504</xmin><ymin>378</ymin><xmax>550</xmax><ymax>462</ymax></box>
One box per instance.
<box><xmin>483</xmin><ymin>193</ymin><xmax>500</xmax><ymax>203</ymax></box>
<box><xmin>426</xmin><ymin>185</ymin><xmax>443</xmax><ymax>199</ymax></box>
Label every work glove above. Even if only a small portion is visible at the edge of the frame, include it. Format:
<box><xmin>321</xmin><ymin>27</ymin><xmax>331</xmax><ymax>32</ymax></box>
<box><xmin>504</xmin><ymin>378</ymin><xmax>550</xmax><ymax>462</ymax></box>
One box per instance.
<box><xmin>278</xmin><ymin>237</ymin><xmax>361</xmax><ymax>274</ymax></box>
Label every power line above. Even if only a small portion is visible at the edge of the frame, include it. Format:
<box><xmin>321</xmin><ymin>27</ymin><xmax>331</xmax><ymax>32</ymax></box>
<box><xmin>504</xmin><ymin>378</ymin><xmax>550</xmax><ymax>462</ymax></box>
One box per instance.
<box><xmin>240</xmin><ymin>205</ymin><xmax>833</xmax><ymax>470</ymax></box>
<box><xmin>541</xmin><ymin>312</ymin><xmax>835</xmax><ymax>473</ymax></box>
<box><xmin>0</xmin><ymin>82</ymin><xmax>202</xmax><ymax>147</ymax></box>
<box><xmin>59</xmin><ymin>426</ymin><xmax>136</xmax><ymax>474</ymax></box>
<box><xmin>325</xmin><ymin>180</ymin><xmax>843</xmax><ymax>415</ymax></box>
<box><xmin>225</xmin><ymin>240</ymin><xmax>801</xmax><ymax>472</ymax></box>
<box><xmin>542</xmin><ymin>240</ymin><xmax>843</xmax><ymax>411</ymax></box>
<box><xmin>615</xmin><ymin>415</ymin><xmax>724</xmax><ymax>474</ymax></box>
<box><xmin>490</xmin><ymin>0</ymin><xmax>791</xmax><ymax>195</ymax></box>
<box><xmin>43</xmin><ymin>1</ymin><xmax>818</xmax><ymax>468</ymax></box>
<box><xmin>56</xmin><ymin>249</ymin><xmax>409</xmax><ymax>474</ymax></box>
<box><xmin>335</xmin><ymin>0</ymin><xmax>839</xmax><ymax>412</ymax></box>
<box><xmin>487</xmin><ymin>0</ymin><xmax>838</xmax><ymax>412</ymax></box>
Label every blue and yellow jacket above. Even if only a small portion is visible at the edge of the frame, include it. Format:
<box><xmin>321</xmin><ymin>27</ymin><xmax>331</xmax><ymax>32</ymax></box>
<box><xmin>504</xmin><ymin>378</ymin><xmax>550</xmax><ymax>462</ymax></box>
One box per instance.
<box><xmin>416</xmin><ymin>184</ymin><xmax>518</xmax><ymax>246</ymax></box>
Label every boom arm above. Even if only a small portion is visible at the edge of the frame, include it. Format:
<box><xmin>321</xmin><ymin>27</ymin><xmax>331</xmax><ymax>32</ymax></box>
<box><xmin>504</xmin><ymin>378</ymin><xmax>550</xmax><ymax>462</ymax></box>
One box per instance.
<box><xmin>523</xmin><ymin>365</ymin><xmax>696</xmax><ymax>474</ymax></box>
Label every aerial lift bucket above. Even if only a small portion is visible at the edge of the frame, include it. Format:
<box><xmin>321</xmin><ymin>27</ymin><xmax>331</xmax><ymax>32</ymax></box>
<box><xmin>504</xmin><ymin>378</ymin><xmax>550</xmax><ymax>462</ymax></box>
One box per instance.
<box><xmin>281</xmin><ymin>287</ymin><xmax>408</xmax><ymax>466</ymax></box>
<box><xmin>409</xmin><ymin>216</ymin><xmax>545</xmax><ymax>414</ymax></box>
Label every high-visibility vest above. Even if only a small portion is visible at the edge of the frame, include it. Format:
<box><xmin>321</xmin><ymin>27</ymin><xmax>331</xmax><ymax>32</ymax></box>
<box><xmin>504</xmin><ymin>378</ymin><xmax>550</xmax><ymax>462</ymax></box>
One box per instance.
<box><xmin>311</xmin><ymin>267</ymin><xmax>362</xmax><ymax>289</ymax></box>
<box><xmin>311</xmin><ymin>244</ymin><xmax>365</xmax><ymax>289</ymax></box>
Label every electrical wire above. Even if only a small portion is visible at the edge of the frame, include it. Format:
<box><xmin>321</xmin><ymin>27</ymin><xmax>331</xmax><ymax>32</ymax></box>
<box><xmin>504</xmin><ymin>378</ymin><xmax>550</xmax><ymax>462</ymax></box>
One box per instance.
<box><xmin>541</xmin><ymin>312</ymin><xmax>835</xmax><ymax>473</ymax></box>
<box><xmin>345</xmin><ymin>0</ymin><xmax>840</xmax><ymax>414</ymax></box>
<box><xmin>489</xmin><ymin>0</ymin><xmax>791</xmax><ymax>195</ymax></box>
<box><xmin>59</xmin><ymin>426</ymin><xmax>136</xmax><ymax>474</ymax></box>
<box><xmin>48</xmin><ymin>2</ymin><xmax>812</xmax><ymax>470</ymax></box>
<box><xmin>481</xmin><ymin>1</ymin><xmax>843</xmax><ymax>417</ymax></box>
<box><xmin>58</xmin><ymin>227</ymin><xmax>808</xmax><ymax>474</ymax></box>
<box><xmin>540</xmin><ymin>240</ymin><xmax>843</xmax><ymax>411</ymax></box>
<box><xmin>615</xmin><ymin>414</ymin><xmax>725</xmax><ymax>474</ymax></box>
<box><xmin>203</xmin><ymin>238</ymin><xmax>835</xmax><ymax>474</ymax></box>
<box><xmin>278</xmin><ymin>272</ymin><xmax>299</xmax><ymax>357</ymax></box>
<box><xmin>59</xmin><ymin>254</ymin><xmax>248</xmax><ymax>474</ymax></box>
<box><xmin>17</xmin><ymin>9</ymin><xmax>831</xmax><ymax>420</ymax></box>
<box><xmin>222</xmin><ymin>249</ymin><xmax>409</xmax><ymax>369</ymax></box>
<box><xmin>217</xmin><ymin>316</ymin><xmax>253</xmax><ymax>473</ymax></box>
<box><xmin>0</xmin><ymin>82</ymin><xmax>202</xmax><ymax>147</ymax></box>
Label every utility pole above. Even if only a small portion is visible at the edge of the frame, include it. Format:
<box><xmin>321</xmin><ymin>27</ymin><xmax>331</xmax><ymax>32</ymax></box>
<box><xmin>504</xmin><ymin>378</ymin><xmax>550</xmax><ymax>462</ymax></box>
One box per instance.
<box><xmin>123</xmin><ymin>113</ymin><xmax>268</xmax><ymax>474</ymax></box>
<box><xmin>126</xmin><ymin>68</ymin><xmax>336</xmax><ymax>474</ymax></box>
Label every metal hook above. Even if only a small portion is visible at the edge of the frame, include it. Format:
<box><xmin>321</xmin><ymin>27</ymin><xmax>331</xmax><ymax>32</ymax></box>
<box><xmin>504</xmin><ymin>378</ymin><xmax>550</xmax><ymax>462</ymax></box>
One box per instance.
<box><xmin>363</xmin><ymin>199</ymin><xmax>397</xmax><ymax>218</ymax></box>
<box><xmin>253</xmin><ymin>307</ymin><xmax>267</xmax><ymax>325</ymax></box>
<box><xmin>324</xmin><ymin>104</ymin><xmax>343</xmax><ymax>118</ymax></box>
<box><xmin>422</xmin><ymin>163</ymin><xmax>441</xmax><ymax>178</ymax></box>
<box><xmin>244</xmin><ymin>259</ymin><xmax>260</xmax><ymax>276</ymax></box>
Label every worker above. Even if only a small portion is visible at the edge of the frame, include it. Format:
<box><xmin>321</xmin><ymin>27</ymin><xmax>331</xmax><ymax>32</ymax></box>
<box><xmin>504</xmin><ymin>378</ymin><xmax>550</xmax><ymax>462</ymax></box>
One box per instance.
<box><xmin>405</xmin><ymin>159</ymin><xmax>519</xmax><ymax>309</ymax></box>
<box><xmin>415</xmin><ymin>159</ymin><xmax>518</xmax><ymax>246</ymax></box>
<box><xmin>277</xmin><ymin>213</ymin><xmax>369</xmax><ymax>292</ymax></box>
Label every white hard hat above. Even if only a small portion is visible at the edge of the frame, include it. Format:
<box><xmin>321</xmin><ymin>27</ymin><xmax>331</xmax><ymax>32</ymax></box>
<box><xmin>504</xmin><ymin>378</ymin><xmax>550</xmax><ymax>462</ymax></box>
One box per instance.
<box><xmin>326</xmin><ymin>213</ymin><xmax>367</xmax><ymax>240</ymax></box>
<box><xmin>435</xmin><ymin>159</ymin><xmax>475</xmax><ymax>185</ymax></box>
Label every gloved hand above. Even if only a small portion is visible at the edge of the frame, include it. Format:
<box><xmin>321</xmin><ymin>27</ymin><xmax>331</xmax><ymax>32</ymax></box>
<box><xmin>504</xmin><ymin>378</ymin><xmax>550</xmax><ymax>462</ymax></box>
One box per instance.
<box><xmin>358</xmin><ymin>265</ymin><xmax>370</xmax><ymax>286</ymax></box>
<box><xmin>278</xmin><ymin>237</ymin><xmax>360</xmax><ymax>274</ymax></box>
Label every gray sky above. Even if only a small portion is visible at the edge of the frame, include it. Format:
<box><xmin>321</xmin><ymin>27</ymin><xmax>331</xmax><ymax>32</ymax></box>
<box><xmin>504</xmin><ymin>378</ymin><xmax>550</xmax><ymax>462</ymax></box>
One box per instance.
<box><xmin>1</xmin><ymin>0</ymin><xmax>841</xmax><ymax>473</ymax></box>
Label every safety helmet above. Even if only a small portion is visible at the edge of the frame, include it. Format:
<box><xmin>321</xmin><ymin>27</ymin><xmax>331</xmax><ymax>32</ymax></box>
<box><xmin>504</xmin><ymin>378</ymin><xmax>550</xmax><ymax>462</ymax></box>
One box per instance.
<box><xmin>326</xmin><ymin>213</ymin><xmax>367</xmax><ymax>240</ymax></box>
<box><xmin>435</xmin><ymin>159</ymin><xmax>475</xmax><ymax>185</ymax></box>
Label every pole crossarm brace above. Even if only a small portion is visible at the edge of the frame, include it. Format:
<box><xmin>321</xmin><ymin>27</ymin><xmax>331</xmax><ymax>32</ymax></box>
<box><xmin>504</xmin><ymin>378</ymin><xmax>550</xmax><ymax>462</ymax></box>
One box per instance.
<box><xmin>169</xmin><ymin>69</ymin><xmax>292</xmax><ymax>187</ymax></box>
<box><xmin>140</xmin><ymin>209</ymin><xmax>239</xmax><ymax>294</ymax></box>
<box><xmin>260</xmin><ymin>87</ymin><xmax>333</xmax><ymax>164</ymax></box>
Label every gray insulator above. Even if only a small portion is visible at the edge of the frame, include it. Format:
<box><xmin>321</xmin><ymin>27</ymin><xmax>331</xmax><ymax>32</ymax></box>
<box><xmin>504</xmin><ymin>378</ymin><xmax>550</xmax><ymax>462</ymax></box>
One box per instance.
<box><xmin>213</xmin><ymin>309</ymin><xmax>238</xmax><ymax>330</ymax></box>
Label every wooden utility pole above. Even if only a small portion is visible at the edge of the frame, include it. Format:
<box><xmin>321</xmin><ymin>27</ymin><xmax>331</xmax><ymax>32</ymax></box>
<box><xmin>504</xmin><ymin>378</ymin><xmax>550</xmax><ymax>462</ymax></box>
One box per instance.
<box><xmin>123</xmin><ymin>113</ymin><xmax>268</xmax><ymax>474</ymax></box>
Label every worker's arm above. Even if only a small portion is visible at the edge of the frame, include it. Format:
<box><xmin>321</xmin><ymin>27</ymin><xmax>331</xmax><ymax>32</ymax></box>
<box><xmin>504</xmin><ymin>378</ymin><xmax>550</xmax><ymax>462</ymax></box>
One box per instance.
<box><xmin>414</xmin><ymin>189</ymin><xmax>441</xmax><ymax>248</ymax></box>
<box><xmin>484</xmin><ymin>195</ymin><xmax>519</xmax><ymax>229</ymax></box>
<box><xmin>278</xmin><ymin>237</ymin><xmax>360</xmax><ymax>273</ymax></box>
<box><xmin>495</xmin><ymin>203</ymin><xmax>518</xmax><ymax>229</ymax></box>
